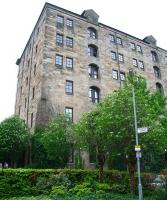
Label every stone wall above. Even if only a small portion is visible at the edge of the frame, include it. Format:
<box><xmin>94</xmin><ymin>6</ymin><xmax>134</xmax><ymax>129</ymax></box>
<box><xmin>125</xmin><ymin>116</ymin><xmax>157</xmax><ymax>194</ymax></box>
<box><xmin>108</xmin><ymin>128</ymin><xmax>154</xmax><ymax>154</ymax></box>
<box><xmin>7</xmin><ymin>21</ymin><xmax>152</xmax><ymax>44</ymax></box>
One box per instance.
<box><xmin>15</xmin><ymin>3</ymin><xmax>167</xmax><ymax>129</ymax></box>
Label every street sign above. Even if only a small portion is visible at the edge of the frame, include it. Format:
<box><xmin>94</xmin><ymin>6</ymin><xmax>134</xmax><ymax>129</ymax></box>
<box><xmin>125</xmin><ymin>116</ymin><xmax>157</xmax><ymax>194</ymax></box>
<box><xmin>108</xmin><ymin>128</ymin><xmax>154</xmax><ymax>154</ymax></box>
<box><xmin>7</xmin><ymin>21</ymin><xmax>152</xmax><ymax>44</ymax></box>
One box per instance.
<box><xmin>135</xmin><ymin>145</ymin><xmax>141</xmax><ymax>152</ymax></box>
<box><xmin>136</xmin><ymin>152</ymin><xmax>141</xmax><ymax>158</ymax></box>
<box><xmin>137</xmin><ymin>127</ymin><xmax>148</xmax><ymax>134</ymax></box>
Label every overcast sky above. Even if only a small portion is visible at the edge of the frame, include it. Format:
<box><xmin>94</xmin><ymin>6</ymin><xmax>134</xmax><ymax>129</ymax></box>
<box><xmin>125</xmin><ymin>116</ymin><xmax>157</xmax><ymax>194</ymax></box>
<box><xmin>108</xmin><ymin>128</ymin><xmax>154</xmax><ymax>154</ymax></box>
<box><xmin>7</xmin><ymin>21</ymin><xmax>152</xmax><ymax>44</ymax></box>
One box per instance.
<box><xmin>0</xmin><ymin>0</ymin><xmax>167</xmax><ymax>122</ymax></box>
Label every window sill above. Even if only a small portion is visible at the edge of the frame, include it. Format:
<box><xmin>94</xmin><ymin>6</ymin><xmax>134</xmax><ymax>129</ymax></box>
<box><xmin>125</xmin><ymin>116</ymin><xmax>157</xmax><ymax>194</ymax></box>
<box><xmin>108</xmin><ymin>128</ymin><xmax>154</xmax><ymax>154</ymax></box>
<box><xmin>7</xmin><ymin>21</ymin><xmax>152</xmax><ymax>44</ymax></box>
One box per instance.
<box><xmin>55</xmin><ymin>65</ymin><xmax>63</xmax><ymax>68</ymax></box>
<box><xmin>66</xmin><ymin>92</ymin><xmax>74</xmax><ymax>95</ymax></box>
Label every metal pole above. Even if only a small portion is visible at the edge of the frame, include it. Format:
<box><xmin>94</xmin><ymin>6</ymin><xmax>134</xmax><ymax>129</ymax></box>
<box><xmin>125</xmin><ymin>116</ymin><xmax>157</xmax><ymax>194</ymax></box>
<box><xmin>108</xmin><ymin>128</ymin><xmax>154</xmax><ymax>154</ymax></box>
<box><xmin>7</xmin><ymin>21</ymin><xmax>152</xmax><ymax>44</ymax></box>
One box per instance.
<box><xmin>132</xmin><ymin>85</ymin><xmax>143</xmax><ymax>200</ymax></box>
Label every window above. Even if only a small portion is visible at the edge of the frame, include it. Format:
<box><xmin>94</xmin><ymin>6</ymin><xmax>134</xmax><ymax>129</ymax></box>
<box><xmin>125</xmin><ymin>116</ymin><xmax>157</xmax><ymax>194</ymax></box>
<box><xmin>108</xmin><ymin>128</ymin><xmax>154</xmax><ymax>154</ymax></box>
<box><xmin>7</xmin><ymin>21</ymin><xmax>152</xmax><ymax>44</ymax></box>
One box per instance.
<box><xmin>65</xmin><ymin>107</ymin><xmax>73</xmax><ymax>121</ymax></box>
<box><xmin>118</xmin><ymin>53</ymin><xmax>124</xmax><ymax>62</ymax></box>
<box><xmin>130</xmin><ymin>43</ymin><xmax>136</xmax><ymax>50</ymax></box>
<box><xmin>55</xmin><ymin>54</ymin><xmax>63</xmax><ymax>66</ymax></box>
<box><xmin>32</xmin><ymin>87</ymin><xmax>35</xmax><ymax>99</ymax></box>
<box><xmin>120</xmin><ymin>72</ymin><xmax>126</xmax><ymax>81</ymax></box>
<box><xmin>25</xmin><ymin>98</ymin><xmax>27</xmax><ymax>108</ymax></box>
<box><xmin>66</xmin><ymin>57</ymin><xmax>73</xmax><ymax>69</ymax></box>
<box><xmin>65</xmin><ymin>80</ymin><xmax>73</xmax><ymax>94</ymax></box>
<box><xmin>30</xmin><ymin>113</ymin><xmax>33</xmax><ymax>128</ymax></box>
<box><xmin>156</xmin><ymin>82</ymin><xmax>163</xmax><ymax>94</ymax></box>
<box><xmin>153</xmin><ymin>66</ymin><xmax>161</xmax><ymax>78</ymax></box>
<box><xmin>136</xmin><ymin>45</ymin><xmax>142</xmax><ymax>53</ymax></box>
<box><xmin>66</xmin><ymin>37</ymin><xmax>73</xmax><ymax>48</ymax></box>
<box><xmin>88</xmin><ymin>27</ymin><xmax>97</xmax><ymax>39</ymax></box>
<box><xmin>138</xmin><ymin>61</ymin><xmax>144</xmax><ymax>70</ymax></box>
<box><xmin>89</xmin><ymin>86</ymin><xmax>100</xmax><ymax>103</ymax></box>
<box><xmin>133</xmin><ymin>58</ymin><xmax>138</xmax><ymax>67</ymax></box>
<box><xmin>88</xmin><ymin>44</ymin><xmax>98</xmax><ymax>57</ymax></box>
<box><xmin>109</xmin><ymin>34</ymin><xmax>115</xmax><ymax>43</ymax></box>
<box><xmin>112</xmin><ymin>69</ymin><xmax>118</xmax><ymax>80</ymax></box>
<box><xmin>57</xmin><ymin>15</ymin><xmax>64</xmax><ymax>28</ymax></box>
<box><xmin>34</xmin><ymin>64</ymin><xmax>36</xmax><ymax>76</ymax></box>
<box><xmin>67</xmin><ymin>18</ymin><xmax>73</xmax><ymax>29</ymax></box>
<box><xmin>151</xmin><ymin>51</ymin><xmax>158</xmax><ymax>62</ymax></box>
<box><xmin>111</xmin><ymin>51</ymin><xmax>116</xmax><ymax>60</ymax></box>
<box><xmin>89</xmin><ymin>64</ymin><xmax>98</xmax><ymax>79</ymax></box>
<box><xmin>56</xmin><ymin>33</ymin><xmax>63</xmax><ymax>46</ymax></box>
<box><xmin>116</xmin><ymin>37</ymin><xmax>122</xmax><ymax>45</ymax></box>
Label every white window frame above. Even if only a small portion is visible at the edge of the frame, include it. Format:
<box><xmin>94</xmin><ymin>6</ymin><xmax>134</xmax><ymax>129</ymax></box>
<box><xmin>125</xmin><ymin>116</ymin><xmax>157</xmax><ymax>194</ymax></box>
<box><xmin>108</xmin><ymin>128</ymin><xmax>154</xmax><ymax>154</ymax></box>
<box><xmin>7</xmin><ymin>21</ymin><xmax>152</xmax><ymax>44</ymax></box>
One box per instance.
<box><xmin>133</xmin><ymin>58</ymin><xmax>138</xmax><ymax>67</ymax></box>
<box><xmin>130</xmin><ymin>43</ymin><xmax>136</xmax><ymax>50</ymax></box>
<box><xmin>138</xmin><ymin>60</ymin><xmax>144</xmax><ymax>69</ymax></box>
<box><xmin>116</xmin><ymin>37</ymin><xmax>122</xmax><ymax>45</ymax></box>
<box><xmin>112</xmin><ymin>69</ymin><xmax>118</xmax><ymax>80</ymax></box>
<box><xmin>118</xmin><ymin>53</ymin><xmax>124</xmax><ymax>62</ymax></box>
<box><xmin>65</xmin><ymin>80</ymin><xmax>73</xmax><ymax>94</ymax></box>
<box><xmin>66</xmin><ymin>57</ymin><xmax>73</xmax><ymax>69</ymax></box>
<box><xmin>55</xmin><ymin>54</ymin><xmax>63</xmax><ymax>66</ymax></box>
<box><xmin>111</xmin><ymin>51</ymin><xmax>117</xmax><ymax>60</ymax></box>
<box><xmin>66</xmin><ymin>37</ymin><xmax>73</xmax><ymax>48</ymax></box>
<box><xmin>136</xmin><ymin>45</ymin><xmax>142</xmax><ymax>53</ymax></box>
<box><xmin>65</xmin><ymin>107</ymin><xmax>73</xmax><ymax>121</ymax></box>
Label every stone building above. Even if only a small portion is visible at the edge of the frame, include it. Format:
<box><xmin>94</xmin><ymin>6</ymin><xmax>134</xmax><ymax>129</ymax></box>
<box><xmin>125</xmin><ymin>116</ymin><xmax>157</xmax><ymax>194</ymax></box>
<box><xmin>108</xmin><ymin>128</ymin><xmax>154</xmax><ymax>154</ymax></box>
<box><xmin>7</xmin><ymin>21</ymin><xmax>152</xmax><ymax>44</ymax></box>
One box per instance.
<box><xmin>15</xmin><ymin>2</ymin><xmax>167</xmax><ymax>130</ymax></box>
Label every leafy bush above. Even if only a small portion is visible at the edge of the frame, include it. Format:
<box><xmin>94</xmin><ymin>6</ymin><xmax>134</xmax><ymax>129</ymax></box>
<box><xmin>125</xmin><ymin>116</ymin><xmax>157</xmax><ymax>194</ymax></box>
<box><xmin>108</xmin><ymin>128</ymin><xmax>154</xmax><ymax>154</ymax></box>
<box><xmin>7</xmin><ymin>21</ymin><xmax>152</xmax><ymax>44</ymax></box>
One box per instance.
<box><xmin>154</xmin><ymin>188</ymin><xmax>167</xmax><ymax>200</ymax></box>
<box><xmin>50</xmin><ymin>185</ymin><xmax>67</xmax><ymax>198</ymax></box>
<box><xmin>0</xmin><ymin>169</ymin><xmax>154</xmax><ymax>198</ymax></box>
<box><xmin>111</xmin><ymin>184</ymin><xmax>128</xmax><ymax>194</ymax></box>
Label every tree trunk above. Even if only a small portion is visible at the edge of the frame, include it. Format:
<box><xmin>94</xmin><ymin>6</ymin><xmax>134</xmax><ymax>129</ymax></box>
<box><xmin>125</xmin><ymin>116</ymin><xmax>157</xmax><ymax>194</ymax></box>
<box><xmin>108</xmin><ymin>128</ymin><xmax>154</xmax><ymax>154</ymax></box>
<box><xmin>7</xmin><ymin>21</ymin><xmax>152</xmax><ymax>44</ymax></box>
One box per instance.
<box><xmin>97</xmin><ymin>153</ymin><xmax>105</xmax><ymax>182</ymax></box>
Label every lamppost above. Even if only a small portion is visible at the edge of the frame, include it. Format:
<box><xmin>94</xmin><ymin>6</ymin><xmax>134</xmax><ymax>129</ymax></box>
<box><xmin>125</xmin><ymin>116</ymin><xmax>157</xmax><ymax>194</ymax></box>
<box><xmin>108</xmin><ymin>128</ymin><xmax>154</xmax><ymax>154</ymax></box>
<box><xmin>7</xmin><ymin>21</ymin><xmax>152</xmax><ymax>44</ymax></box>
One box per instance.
<box><xmin>129</xmin><ymin>69</ymin><xmax>143</xmax><ymax>200</ymax></box>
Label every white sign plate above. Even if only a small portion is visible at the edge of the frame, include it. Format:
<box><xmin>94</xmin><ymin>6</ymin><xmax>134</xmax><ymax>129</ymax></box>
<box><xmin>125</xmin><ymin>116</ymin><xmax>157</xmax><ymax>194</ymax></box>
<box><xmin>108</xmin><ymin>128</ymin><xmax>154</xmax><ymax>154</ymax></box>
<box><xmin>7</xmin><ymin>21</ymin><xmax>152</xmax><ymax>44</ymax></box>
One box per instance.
<box><xmin>137</xmin><ymin>127</ymin><xmax>148</xmax><ymax>134</ymax></box>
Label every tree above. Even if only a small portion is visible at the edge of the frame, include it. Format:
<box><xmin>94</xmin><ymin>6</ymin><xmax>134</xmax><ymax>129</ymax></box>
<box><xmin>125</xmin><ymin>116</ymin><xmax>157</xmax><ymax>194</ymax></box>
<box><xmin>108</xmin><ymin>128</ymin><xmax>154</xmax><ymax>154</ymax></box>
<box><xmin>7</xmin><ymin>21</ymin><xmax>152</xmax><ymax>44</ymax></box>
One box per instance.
<box><xmin>0</xmin><ymin>115</ymin><xmax>29</xmax><ymax>167</ymax></box>
<box><xmin>74</xmin><ymin>76</ymin><xmax>167</xmax><ymax>191</ymax></box>
<box><xmin>31</xmin><ymin>128</ymin><xmax>48</xmax><ymax>168</ymax></box>
<box><xmin>40</xmin><ymin>114</ymin><xmax>72</xmax><ymax>168</ymax></box>
<box><xmin>74</xmin><ymin>108</ymin><xmax>115</xmax><ymax>182</ymax></box>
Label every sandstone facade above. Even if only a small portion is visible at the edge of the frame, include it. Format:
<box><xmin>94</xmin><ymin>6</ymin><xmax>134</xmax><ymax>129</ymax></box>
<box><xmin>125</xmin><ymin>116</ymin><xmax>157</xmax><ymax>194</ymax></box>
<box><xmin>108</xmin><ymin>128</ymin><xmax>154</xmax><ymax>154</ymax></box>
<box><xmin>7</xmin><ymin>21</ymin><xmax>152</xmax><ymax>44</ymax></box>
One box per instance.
<box><xmin>15</xmin><ymin>3</ymin><xmax>167</xmax><ymax>131</ymax></box>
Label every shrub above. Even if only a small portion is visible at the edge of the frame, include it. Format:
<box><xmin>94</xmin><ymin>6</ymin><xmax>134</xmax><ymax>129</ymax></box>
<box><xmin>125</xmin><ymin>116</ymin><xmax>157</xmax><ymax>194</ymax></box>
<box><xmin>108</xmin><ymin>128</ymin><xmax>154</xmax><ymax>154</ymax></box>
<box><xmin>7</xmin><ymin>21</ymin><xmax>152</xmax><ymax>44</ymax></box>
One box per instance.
<box><xmin>154</xmin><ymin>188</ymin><xmax>167</xmax><ymax>200</ymax></box>
<box><xmin>110</xmin><ymin>184</ymin><xmax>128</xmax><ymax>194</ymax></box>
<box><xmin>50</xmin><ymin>185</ymin><xmax>67</xmax><ymax>198</ymax></box>
<box><xmin>0</xmin><ymin>169</ymin><xmax>154</xmax><ymax>197</ymax></box>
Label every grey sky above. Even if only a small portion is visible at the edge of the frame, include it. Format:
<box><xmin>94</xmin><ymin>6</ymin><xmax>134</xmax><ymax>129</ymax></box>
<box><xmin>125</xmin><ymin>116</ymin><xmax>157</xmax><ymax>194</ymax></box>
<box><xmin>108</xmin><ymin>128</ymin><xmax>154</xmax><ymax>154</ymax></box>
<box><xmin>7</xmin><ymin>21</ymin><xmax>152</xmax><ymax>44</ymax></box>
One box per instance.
<box><xmin>0</xmin><ymin>0</ymin><xmax>167</xmax><ymax>122</ymax></box>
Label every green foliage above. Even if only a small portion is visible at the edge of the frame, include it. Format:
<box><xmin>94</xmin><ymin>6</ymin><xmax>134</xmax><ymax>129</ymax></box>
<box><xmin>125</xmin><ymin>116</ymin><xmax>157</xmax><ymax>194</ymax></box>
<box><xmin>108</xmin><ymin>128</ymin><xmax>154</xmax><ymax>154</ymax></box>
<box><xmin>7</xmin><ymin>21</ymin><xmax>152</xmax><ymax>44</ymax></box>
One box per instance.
<box><xmin>96</xmin><ymin>183</ymin><xmax>110</xmax><ymax>191</ymax></box>
<box><xmin>74</xmin><ymin>76</ymin><xmax>167</xmax><ymax>181</ymax></box>
<box><xmin>154</xmin><ymin>188</ymin><xmax>167</xmax><ymax>200</ymax></box>
<box><xmin>0</xmin><ymin>168</ymin><xmax>160</xmax><ymax>198</ymax></box>
<box><xmin>50</xmin><ymin>185</ymin><xmax>67</xmax><ymax>198</ymax></box>
<box><xmin>3</xmin><ymin>196</ymin><xmax>52</xmax><ymax>200</ymax></box>
<box><xmin>0</xmin><ymin>169</ymin><xmax>130</xmax><ymax>197</ymax></box>
<box><xmin>40</xmin><ymin>114</ymin><xmax>72</xmax><ymax>168</ymax></box>
<box><xmin>3</xmin><ymin>193</ymin><xmax>153</xmax><ymax>200</ymax></box>
<box><xmin>111</xmin><ymin>184</ymin><xmax>128</xmax><ymax>194</ymax></box>
<box><xmin>0</xmin><ymin>115</ymin><xmax>29</xmax><ymax>167</ymax></box>
<box><xmin>69</xmin><ymin>182</ymin><xmax>92</xmax><ymax>196</ymax></box>
<box><xmin>31</xmin><ymin>128</ymin><xmax>48</xmax><ymax>168</ymax></box>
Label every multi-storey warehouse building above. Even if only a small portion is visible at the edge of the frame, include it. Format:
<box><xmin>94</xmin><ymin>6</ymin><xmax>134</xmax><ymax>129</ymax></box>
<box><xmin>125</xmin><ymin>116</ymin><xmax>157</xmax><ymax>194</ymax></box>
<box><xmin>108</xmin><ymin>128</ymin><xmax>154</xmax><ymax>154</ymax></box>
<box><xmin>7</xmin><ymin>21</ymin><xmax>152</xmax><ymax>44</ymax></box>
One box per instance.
<box><xmin>15</xmin><ymin>2</ymin><xmax>167</xmax><ymax>130</ymax></box>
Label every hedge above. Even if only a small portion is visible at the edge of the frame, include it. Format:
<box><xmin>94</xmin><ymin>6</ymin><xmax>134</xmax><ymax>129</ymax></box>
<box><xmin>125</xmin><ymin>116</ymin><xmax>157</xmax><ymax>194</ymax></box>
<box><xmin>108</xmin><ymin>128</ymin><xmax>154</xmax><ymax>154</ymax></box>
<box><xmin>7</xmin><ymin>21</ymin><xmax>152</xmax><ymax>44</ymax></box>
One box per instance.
<box><xmin>0</xmin><ymin>169</ymin><xmax>156</xmax><ymax>197</ymax></box>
